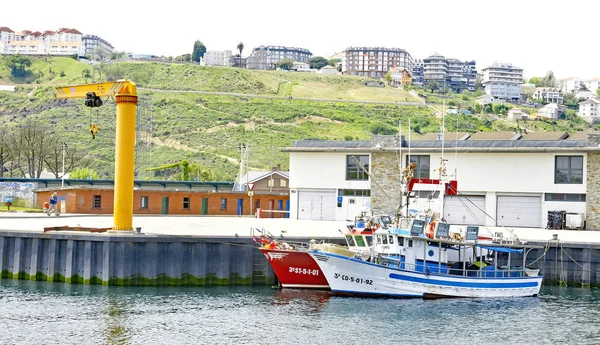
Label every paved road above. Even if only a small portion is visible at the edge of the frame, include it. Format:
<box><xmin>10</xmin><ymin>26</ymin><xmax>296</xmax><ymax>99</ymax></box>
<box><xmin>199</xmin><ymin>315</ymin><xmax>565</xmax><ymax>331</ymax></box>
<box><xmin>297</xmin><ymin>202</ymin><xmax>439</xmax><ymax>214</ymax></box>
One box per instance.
<box><xmin>1</xmin><ymin>213</ymin><xmax>598</xmax><ymax>244</ymax></box>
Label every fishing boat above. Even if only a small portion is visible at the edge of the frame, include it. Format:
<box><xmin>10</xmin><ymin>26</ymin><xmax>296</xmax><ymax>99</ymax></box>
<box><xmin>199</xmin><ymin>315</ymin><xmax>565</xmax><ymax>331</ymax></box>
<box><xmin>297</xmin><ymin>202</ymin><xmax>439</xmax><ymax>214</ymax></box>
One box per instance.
<box><xmin>308</xmin><ymin>219</ymin><xmax>543</xmax><ymax>298</ymax></box>
<box><xmin>252</xmin><ymin>215</ymin><xmax>387</xmax><ymax>289</ymax></box>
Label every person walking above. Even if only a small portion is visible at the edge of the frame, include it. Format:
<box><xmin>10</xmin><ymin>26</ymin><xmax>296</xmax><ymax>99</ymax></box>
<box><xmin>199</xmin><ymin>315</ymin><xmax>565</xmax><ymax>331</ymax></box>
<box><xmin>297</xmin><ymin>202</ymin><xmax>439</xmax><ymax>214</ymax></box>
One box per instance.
<box><xmin>47</xmin><ymin>192</ymin><xmax>59</xmax><ymax>216</ymax></box>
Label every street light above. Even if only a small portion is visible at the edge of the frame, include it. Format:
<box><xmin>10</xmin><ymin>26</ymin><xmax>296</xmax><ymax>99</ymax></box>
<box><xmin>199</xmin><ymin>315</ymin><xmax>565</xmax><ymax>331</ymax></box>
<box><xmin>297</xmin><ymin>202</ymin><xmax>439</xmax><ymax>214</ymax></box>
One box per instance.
<box><xmin>61</xmin><ymin>142</ymin><xmax>68</xmax><ymax>188</ymax></box>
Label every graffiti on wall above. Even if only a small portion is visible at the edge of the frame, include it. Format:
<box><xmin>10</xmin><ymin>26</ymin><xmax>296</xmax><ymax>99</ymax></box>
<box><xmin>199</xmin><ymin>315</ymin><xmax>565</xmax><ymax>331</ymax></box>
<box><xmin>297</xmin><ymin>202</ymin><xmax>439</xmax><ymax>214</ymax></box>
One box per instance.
<box><xmin>0</xmin><ymin>182</ymin><xmax>39</xmax><ymax>207</ymax></box>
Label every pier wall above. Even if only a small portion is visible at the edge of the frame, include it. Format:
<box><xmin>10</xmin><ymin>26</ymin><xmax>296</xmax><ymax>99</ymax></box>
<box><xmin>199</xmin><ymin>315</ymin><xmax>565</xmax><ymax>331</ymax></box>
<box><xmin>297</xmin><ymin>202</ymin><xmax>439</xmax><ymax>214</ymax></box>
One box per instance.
<box><xmin>0</xmin><ymin>231</ymin><xmax>278</xmax><ymax>286</ymax></box>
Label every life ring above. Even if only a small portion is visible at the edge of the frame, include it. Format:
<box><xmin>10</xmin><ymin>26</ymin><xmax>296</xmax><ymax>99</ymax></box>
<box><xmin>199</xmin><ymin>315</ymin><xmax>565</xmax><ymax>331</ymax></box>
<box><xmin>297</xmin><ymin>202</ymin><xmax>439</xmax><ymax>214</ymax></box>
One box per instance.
<box><xmin>427</xmin><ymin>220</ymin><xmax>437</xmax><ymax>239</ymax></box>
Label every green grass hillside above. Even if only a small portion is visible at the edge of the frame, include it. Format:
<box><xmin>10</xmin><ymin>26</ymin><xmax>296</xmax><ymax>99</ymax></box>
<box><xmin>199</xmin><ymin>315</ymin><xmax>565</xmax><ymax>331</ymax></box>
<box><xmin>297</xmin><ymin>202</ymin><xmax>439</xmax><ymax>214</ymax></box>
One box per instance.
<box><xmin>0</xmin><ymin>57</ymin><xmax>594</xmax><ymax>181</ymax></box>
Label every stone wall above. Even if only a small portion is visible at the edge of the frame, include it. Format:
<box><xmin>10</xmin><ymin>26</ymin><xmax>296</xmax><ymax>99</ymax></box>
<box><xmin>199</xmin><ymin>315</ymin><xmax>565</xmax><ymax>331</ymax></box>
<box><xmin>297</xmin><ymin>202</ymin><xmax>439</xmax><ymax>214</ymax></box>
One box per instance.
<box><xmin>370</xmin><ymin>152</ymin><xmax>402</xmax><ymax>215</ymax></box>
<box><xmin>587</xmin><ymin>152</ymin><xmax>600</xmax><ymax>230</ymax></box>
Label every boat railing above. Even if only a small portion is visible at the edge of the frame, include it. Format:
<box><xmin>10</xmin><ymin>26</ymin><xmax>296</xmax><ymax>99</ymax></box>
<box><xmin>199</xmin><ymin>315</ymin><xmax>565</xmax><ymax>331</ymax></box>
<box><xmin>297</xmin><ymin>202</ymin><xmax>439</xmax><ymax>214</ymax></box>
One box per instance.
<box><xmin>371</xmin><ymin>255</ymin><xmax>538</xmax><ymax>278</ymax></box>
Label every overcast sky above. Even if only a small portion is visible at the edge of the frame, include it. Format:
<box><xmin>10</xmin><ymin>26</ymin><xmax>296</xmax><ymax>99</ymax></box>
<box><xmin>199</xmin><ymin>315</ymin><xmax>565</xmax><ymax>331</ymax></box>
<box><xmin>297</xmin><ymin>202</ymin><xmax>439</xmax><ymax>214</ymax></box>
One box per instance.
<box><xmin>2</xmin><ymin>0</ymin><xmax>598</xmax><ymax>79</ymax></box>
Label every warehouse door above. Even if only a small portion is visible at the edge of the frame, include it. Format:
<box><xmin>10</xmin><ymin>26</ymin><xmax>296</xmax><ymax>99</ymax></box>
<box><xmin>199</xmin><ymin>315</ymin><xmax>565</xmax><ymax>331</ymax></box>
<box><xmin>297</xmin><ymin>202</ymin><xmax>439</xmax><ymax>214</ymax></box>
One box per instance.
<box><xmin>497</xmin><ymin>195</ymin><xmax>542</xmax><ymax>228</ymax></box>
<box><xmin>443</xmin><ymin>195</ymin><xmax>486</xmax><ymax>225</ymax></box>
<box><xmin>298</xmin><ymin>190</ymin><xmax>336</xmax><ymax>220</ymax></box>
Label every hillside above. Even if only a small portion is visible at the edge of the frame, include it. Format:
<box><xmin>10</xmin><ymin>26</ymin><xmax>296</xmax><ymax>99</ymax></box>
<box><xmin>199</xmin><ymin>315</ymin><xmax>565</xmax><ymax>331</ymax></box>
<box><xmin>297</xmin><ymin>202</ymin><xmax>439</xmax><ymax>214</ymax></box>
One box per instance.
<box><xmin>0</xmin><ymin>57</ymin><xmax>595</xmax><ymax>181</ymax></box>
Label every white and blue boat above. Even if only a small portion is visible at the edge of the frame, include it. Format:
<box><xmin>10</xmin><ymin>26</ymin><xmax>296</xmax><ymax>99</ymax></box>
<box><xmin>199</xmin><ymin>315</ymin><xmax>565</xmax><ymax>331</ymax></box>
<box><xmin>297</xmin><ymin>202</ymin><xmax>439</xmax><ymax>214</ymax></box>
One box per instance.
<box><xmin>309</xmin><ymin>219</ymin><xmax>543</xmax><ymax>298</ymax></box>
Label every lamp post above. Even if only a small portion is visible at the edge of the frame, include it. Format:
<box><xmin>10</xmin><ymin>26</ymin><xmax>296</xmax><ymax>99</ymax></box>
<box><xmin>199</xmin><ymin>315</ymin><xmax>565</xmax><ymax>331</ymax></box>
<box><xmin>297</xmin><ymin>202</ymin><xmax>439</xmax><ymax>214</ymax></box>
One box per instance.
<box><xmin>61</xmin><ymin>142</ymin><xmax>68</xmax><ymax>188</ymax></box>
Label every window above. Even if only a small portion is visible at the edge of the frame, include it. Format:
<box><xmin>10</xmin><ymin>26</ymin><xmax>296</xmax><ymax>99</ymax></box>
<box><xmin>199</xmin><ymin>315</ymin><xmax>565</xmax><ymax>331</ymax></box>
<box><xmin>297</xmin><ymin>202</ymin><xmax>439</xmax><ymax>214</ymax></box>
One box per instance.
<box><xmin>140</xmin><ymin>196</ymin><xmax>148</xmax><ymax>209</ymax></box>
<box><xmin>92</xmin><ymin>195</ymin><xmax>101</xmax><ymax>208</ymax></box>
<box><xmin>545</xmin><ymin>193</ymin><xmax>586</xmax><ymax>202</ymax></box>
<box><xmin>407</xmin><ymin>155</ymin><xmax>430</xmax><ymax>179</ymax></box>
<box><xmin>183</xmin><ymin>197</ymin><xmax>190</xmax><ymax>210</ymax></box>
<box><xmin>280</xmin><ymin>179</ymin><xmax>287</xmax><ymax>187</ymax></box>
<box><xmin>346</xmin><ymin>155</ymin><xmax>369</xmax><ymax>180</ymax></box>
<box><xmin>268</xmin><ymin>179</ymin><xmax>275</xmax><ymax>187</ymax></box>
<box><xmin>339</xmin><ymin>189</ymin><xmax>371</xmax><ymax>197</ymax></box>
<box><xmin>555</xmin><ymin>156</ymin><xmax>583</xmax><ymax>184</ymax></box>
<box><xmin>220</xmin><ymin>198</ymin><xmax>227</xmax><ymax>210</ymax></box>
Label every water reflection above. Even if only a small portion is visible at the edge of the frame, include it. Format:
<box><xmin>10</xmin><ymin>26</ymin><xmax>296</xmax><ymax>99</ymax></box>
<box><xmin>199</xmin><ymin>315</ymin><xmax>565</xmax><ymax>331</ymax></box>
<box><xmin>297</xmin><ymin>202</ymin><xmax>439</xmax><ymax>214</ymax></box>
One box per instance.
<box><xmin>103</xmin><ymin>298</ymin><xmax>131</xmax><ymax>345</ymax></box>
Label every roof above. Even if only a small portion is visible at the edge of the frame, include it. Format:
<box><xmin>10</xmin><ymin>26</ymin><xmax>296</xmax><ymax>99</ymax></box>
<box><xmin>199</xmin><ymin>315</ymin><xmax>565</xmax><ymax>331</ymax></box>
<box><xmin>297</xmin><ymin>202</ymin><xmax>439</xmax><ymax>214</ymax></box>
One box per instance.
<box><xmin>284</xmin><ymin>132</ymin><xmax>595</xmax><ymax>153</ymax></box>
<box><xmin>484</xmin><ymin>62</ymin><xmax>522</xmax><ymax>70</ymax></box>
<box><xmin>519</xmin><ymin>132</ymin><xmax>569</xmax><ymax>140</ymax></box>
<box><xmin>240</xmin><ymin>170</ymin><xmax>289</xmax><ymax>184</ymax></box>
<box><xmin>0</xmin><ymin>27</ymin><xmax>14</xmax><ymax>33</ymax></box>
<box><xmin>320</xmin><ymin>65</ymin><xmax>336</xmax><ymax>69</ymax></box>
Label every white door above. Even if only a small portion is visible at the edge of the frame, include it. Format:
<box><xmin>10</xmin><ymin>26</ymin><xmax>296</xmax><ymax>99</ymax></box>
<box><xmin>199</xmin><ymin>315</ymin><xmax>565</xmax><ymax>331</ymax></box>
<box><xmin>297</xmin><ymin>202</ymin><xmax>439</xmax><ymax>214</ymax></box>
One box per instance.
<box><xmin>443</xmin><ymin>195</ymin><xmax>486</xmax><ymax>225</ymax></box>
<box><xmin>298</xmin><ymin>190</ymin><xmax>336</xmax><ymax>221</ymax></box>
<box><xmin>497</xmin><ymin>195</ymin><xmax>541</xmax><ymax>228</ymax></box>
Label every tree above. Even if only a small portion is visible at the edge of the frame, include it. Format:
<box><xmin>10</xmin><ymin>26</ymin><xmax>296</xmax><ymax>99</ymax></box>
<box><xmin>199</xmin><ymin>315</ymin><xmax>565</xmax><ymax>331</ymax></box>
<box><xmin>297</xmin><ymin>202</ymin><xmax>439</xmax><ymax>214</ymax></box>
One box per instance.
<box><xmin>425</xmin><ymin>80</ymin><xmax>438</xmax><ymax>93</ymax></box>
<box><xmin>528</xmin><ymin>77</ymin><xmax>544</xmax><ymax>87</ymax></box>
<box><xmin>5</xmin><ymin>55</ymin><xmax>32</xmax><ymax>77</ymax></box>
<box><xmin>275</xmin><ymin>59</ymin><xmax>293</xmax><ymax>71</ymax></box>
<box><xmin>384</xmin><ymin>70</ymin><xmax>393</xmax><ymax>84</ymax></box>
<box><xmin>8</xmin><ymin>119</ymin><xmax>58</xmax><ymax>178</ymax></box>
<box><xmin>175</xmin><ymin>54</ymin><xmax>192</xmax><ymax>63</ymax></box>
<box><xmin>307</xmin><ymin>56</ymin><xmax>328</xmax><ymax>69</ymax></box>
<box><xmin>0</xmin><ymin>128</ymin><xmax>11</xmax><ymax>178</ymax></box>
<box><xmin>192</xmin><ymin>40</ymin><xmax>207</xmax><ymax>62</ymax></box>
<box><xmin>596</xmin><ymin>89</ymin><xmax>600</xmax><ymax>98</ymax></box>
<box><xmin>236</xmin><ymin>42</ymin><xmax>244</xmax><ymax>57</ymax></box>
<box><xmin>543</xmin><ymin>70</ymin><xmax>556</xmax><ymax>87</ymax></box>
<box><xmin>328</xmin><ymin>59</ymin><xmax>338</xmax><ymax>67</ymax></box>
<box><xmin>70</xmin><ymin>167</ymin><xmax>100</xmax><ymax>180</ymax></box>
<box><xmin>44</xmin><ymin>144</ymin><xmax>91</xmax><ymax>178</ymax></box>
<box><xmin>473</xmin><ymin>103</ymin><xmax>483</xmax><ymax>114</ymax></box>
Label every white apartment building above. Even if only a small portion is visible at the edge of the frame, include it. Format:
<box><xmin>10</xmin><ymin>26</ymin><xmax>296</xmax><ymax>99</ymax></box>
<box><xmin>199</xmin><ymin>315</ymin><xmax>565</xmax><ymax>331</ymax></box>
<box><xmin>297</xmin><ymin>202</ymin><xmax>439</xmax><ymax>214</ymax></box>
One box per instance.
<box><xmin>341</xmin><ymin>47</ymin><xmax>413</xmax><ymax>79</ymax></box>
<box><xmin>584</xmin><ymin>79</ymin><xmax>600</xmax><ymax>94</ymax></box>
<box><xmin>482</xmin><ymin>62</ymin><xmax>523</xmax><ymax>102</ymax></box>
<box><xmin>423</xmin><ymin>53</ymin><xmax>447</xmax><ymax>83</ymax></box>
<box><xmin>283</xmin><ymin>133</ymin><xmax>592</xmax><ymax>229</ymax></box>
<box><xmin>532</xmin><ymin>88</ymin><xmax>564</xmax><ymax>104</ymax></box>
<box><xmin>1</xmin><ymin>27</ymin><xmax>84</xmax><ymax>56</ymax></box>
<box><xmin>0</xmin><ymin>27</ymin><xmax>15</xmax><ymax>54</ymax></box>
<box><xmin>578</xmin><ymin>98</ymin><xmax>600</xmax><ymax>123</ymax></box>
<box><xmin>203</xmin><ymin>50</ymin><xmax>232</xmax><ymax>66</ymax></box>
<box><xmin>292</xmin><ymin>61</ymin><xmax>310</xmax><ymax>72</ymax></box>
<box><xmin>559</xmin><ymin>77</ymin><xmax>583</xmax><ymax>93</ymax></box>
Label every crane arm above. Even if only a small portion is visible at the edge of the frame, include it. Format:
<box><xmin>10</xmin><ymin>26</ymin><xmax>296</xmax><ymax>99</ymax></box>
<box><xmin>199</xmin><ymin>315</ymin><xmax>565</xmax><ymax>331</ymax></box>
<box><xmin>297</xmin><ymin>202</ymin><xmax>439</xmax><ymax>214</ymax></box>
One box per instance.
<box><xmin>55</xmin><ymin>79</ymin><xmax>137</xmax><ymax>99</ymax></box>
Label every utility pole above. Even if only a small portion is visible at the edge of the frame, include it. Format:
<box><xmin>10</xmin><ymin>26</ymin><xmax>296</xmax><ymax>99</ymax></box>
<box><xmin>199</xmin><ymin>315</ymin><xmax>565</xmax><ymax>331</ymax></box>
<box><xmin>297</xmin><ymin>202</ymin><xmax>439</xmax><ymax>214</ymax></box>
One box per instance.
<box><xmin>61</xmin><ymin>142</ymin><xmax>68</xmax><ymax>188</ymax></box>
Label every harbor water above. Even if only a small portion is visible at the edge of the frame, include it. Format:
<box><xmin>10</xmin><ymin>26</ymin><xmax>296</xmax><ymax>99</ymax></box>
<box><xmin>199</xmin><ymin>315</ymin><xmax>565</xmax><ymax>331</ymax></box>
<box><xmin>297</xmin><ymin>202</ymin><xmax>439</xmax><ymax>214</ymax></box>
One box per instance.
<box><xmin>1</xmin><ymin>279</ymin><xmax>599</xmax><ymax>345</ymax></box>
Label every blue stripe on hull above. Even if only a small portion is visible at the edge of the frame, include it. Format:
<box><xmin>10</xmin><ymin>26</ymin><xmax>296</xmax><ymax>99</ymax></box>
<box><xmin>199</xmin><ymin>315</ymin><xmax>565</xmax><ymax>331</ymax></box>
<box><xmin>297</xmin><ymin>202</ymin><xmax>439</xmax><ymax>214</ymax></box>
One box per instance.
<box><xmin>332</xmin><ymin>289</ymin><xmax>422</xmax><ymax>298</ymax></box>
<box><xmin>388</xmin><ymin>273</ymin><xmax>540</xmax><ymax>289</ymax></box>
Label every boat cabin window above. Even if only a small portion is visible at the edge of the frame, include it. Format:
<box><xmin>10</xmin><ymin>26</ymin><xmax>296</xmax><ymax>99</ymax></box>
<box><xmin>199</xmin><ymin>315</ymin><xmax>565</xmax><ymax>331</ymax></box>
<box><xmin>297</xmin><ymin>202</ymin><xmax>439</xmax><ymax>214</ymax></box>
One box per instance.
<box><xmin>408</xmin><ymin>239</ymin><xmax>413</xmax><ymax>248</ymax></box>
<box><xmin>379</xmin><ymin>234</ymin><xmax>388</xmax><ymax>245</ymax></box>
<box><xmin>365</xmin><ymin>236</ymin><xmax>374</xmax><ymax>247</ymax></box>
<box><xmin>397</xmin><ymin>236</ymin><xmax>404</xmax><ymax>246</ymax></box>
<box><xmin>345</xmin><ymin>235</ymin><xmax>356</xmax><ymax>247</ymax></box>
<box><xmin>380</xmin><ymin>215</ymin><xmax>393</xmax><ymax>227</ymax></box>
<box><xmin>354</xmin><ymin>236</ymin><xmax>366</xmax><ymax>247</ymax></box>
<box><xmin>388</xmin><ymin>235</ymin><xmax>394</xmax><ymax>244</ymax></box>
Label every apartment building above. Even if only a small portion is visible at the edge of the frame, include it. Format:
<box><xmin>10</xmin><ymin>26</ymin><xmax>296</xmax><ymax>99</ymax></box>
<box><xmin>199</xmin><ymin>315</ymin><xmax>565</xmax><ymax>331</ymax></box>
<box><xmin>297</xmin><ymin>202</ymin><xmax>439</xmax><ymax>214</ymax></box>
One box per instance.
<box><xmin>532</xmin><ymin>88</ymin><xmax>564</xmax><ymax>104</ymax></box>
<box><xmin>412</xmin><ymin>59</ymin><xmax>424</xmax><ymax>85</ymax></box>
<box><xmin>422</xmin><ymin>54</ymin><xmax>476</xmax><ymax>92</ymax></box>
<box><xmin>0</xmin><ymin>27</ymin><xmax>15</xmax><ymax>54</ymax></box>
<box><xmin>341</xmin><ymin>47</ymin><xmax>413</xmax><ymax>79</ymax></box>
<box><xmin>246</xmin><ymin>46</ymin><xmax>312</xmax><ymax>70</ymax></box>
<box><xmin>584</xmin><ymin>79</ymin><xmax>600</xmax><ymax>94</ymax></box>
<box><xmin>559</xmin><ymin>77</ymin><xmax>583</xmax><ymax>94</ymax></box>
<box><xmin>203</xmin><ymin>50</ymin><xmax>232</xmax><ymax>66</ymax></box>
<box><xmin>1</xmin><ymin>27</ymin><xmax>84</xmax><ymax>56</ymax></box>
<box><xmin>482</xmin><ymin>62</ymin><xmax>523</xmax><ymax>101</ymax></box>
<box><xmin>82</xmin><ymin>35</ymin><xmax>114</xmax><ymax>58</ymax></box>
<box><xmin>579</xmin><ymin>98</ymin><xmax>600</xmax><ymax>123</ymax></box>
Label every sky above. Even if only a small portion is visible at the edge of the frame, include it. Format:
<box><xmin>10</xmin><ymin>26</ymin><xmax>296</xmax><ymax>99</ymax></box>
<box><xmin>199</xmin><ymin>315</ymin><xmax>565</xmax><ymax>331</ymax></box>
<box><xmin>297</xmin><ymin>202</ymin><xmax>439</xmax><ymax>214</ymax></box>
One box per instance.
<box><xmin>1</xmin><ymin>0</ymin><xmax>598</xmax><ymax>79</ymax></box>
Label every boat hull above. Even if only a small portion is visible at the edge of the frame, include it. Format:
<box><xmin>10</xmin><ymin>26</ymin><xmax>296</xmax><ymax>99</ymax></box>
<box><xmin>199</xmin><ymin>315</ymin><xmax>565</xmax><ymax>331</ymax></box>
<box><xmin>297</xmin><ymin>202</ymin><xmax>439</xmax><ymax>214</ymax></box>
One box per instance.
<box><xmin>310</xmin><ymin>252</ymin><xmax>543</xmax><ymax>298</ymax></box>
<box><xmin>260</xmin><ymin>248</ymin><xmax>329</xmax><ymax>289</ymax></box>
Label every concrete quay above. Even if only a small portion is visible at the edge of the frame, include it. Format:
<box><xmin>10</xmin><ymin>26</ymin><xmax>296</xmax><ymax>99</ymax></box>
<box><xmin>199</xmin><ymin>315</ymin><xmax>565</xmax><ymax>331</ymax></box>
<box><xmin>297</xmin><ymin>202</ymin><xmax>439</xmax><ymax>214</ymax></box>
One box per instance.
<box><xmin>0</xmin><ymin>214</ymin><xmax>599</xmax><ymax>287</ymax></box>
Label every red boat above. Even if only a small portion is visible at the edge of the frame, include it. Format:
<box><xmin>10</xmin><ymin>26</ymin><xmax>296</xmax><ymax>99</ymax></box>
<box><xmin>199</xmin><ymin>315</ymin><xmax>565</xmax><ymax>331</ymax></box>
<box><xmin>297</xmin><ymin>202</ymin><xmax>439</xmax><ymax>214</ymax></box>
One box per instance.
<box><xmin>260</xmin><ymin>247</ymin><xmax>329</xmax><ymax>289</ymax></box>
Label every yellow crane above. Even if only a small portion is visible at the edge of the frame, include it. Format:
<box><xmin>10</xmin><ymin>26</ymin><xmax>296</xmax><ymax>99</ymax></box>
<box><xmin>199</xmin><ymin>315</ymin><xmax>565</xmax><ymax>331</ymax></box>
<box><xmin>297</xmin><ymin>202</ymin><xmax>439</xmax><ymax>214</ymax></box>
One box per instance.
<box><xmin>55</xmin><ymin>80</ymin><xmax>138</xmax><ymax>231</ymax></box>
